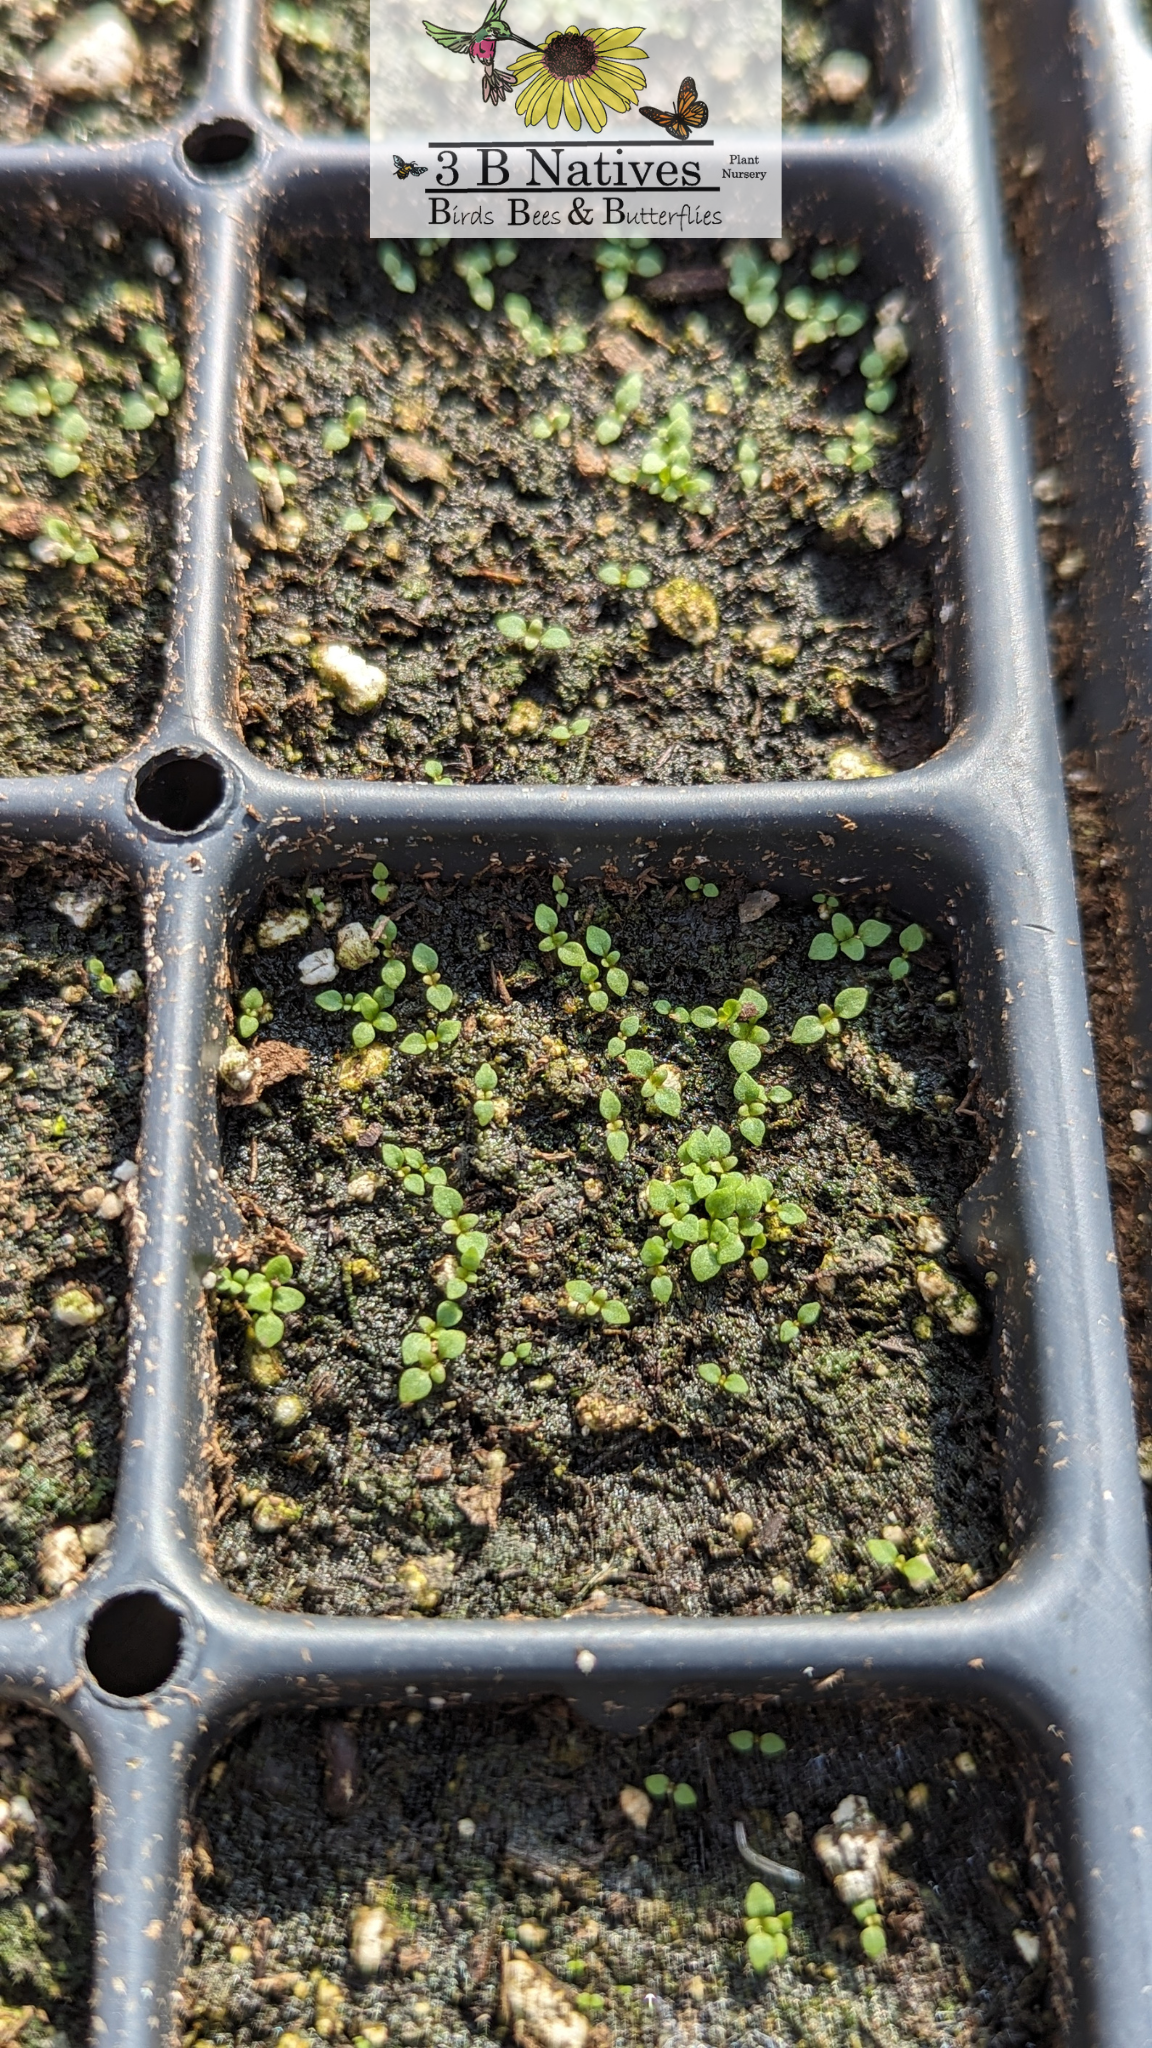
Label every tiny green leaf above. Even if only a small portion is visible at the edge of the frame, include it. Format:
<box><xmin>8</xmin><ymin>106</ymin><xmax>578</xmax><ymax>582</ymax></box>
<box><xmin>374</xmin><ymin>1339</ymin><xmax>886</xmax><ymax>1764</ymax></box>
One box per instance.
<box><xmin>398</xmin><ymin>1367</ymin><xmax>433</xmax><ymax>1405</ymax></box>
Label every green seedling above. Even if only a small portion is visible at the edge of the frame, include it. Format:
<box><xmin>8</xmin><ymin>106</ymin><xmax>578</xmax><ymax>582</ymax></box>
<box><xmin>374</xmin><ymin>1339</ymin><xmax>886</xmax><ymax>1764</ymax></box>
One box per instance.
<box><xmin>808</xmin><ymin>911</ymin><xmax>891</xmax><ymax>963</ymax></box>
<box><xmin>811</xmin><ymin>244</ymin><xmax>861</xmax><ymax>281</ymax></box>
<box><xmin>731</xmin><ymin>1074</ymin><xmax>794</xmax><ymax>1147</ymax></box>
<box><xmin>783</xmin><ymin>274</ymin><xmax>869</xmax><ymax>354</ymax></box>
<box><xmin>472</xmin><ymin>1062</ymin><xmax>504</xmax><ymax>1127</ymax></box>
<box><xmin>85</xmin><ymin>955</ymin><xmax>115</xmax><ymax>996</ymax></box>
<box><xmin>594</xmin><ymin>236</ymin><xmax>665</xmax><ymax>300</ymax></box>
<box><xmin>724</xmin><ymin>242</ymin><xmax>781</xmax><ymax>327</ymax></box>
<box><xmin>451</xmin><ymin>238</ymin><xmax>518</xmax><ymax>310</ymax></box>
<box><xmin>697</xmin><ymin>1361</ymin><xmax>749</xmax><ymax>1396</ymax></box>
<box><xmin>30</xmin><ymin>515</ymin><xmax>97</xmax><ymax>567</ymax></box>
<box><xmin>594</xmin><ymin>369</ymin><xmax>645</xmax><ymax>446</ymax></box>
<box><xmin>371</xmin><ymin>861</ymin><xmax>394</xmax><ymax>904</ymax></box>
<box><xmin>729</xmin><ymin>1730</ymin><xmax>787</xmax><ymax>1756</ymax></box>
<box><xmin>790</xmin><ymin>987</ymin><xmax>869</xmax><ymax>1043</ymax></box>
<box><xmin>888</xmin><ymin>923</ymin><xmax>926</xmax><ymax>980</ymax></box>
<box><xmin>321</xmin><ymin>395</ymin><xmax>368</xmax><ymax>453</ymax></box>
<box><xmin>598</xmin><ymin>1088</ymin><xmax>629</xmax><ymax>1162</ymax></box>
<box><xmin>499</xmin><ymin>1341</ymin><xmax>533</xmax><ymax>1370</ymax></box>
<box><xmin>597</xmin><ymin>561</ymin><xmax>651</xmax><ymax>589</ymax></box>
<box><xmin>527</xmin><ymin>403</ymin><xmax>574</xmax><ymax>442</ymax></box>
<box><xmin>853</xmin><ymin>1897</ymin><xmax>888</xmax><ymax>1959</ymax></box>
<box><xmin>619</xmin><ymin>1046</ymin><xmax>682</xmax><ymax>1117</ymax></box>
<box><xmin>341</xmin><ymin>498</ymin><xmax>397</xmax><ymax>533</ymax></box>
<box><xmin>778</xmin><ymin>1302</ymin><xmax>822</xmax><ymax>1343</ymax></box>
<box><xmin>378</xmin><ymin>239</ymin><xmax>417</xmax><ymax>293</ymax></box>
<box><xmin>236</xmin><ymin>987</ymin><xmax>271</xmax><ymax>1041</ymax></box>
<box><xmin>316</xmin><ymin>952</ymin><xmax>407</xmax><ymax>1044</ymax></box>
<box><xmin>611</xmin><ymin>400</ymin><xmax>714</xmax><ymax>508</ymax></box>
<box><xmin>423</xmin><ymin>757</ymin><xmax>453</xmax><ymax>783</ymax></box>
<box><xmin>858</xmin><ymin>313</ymin><xmax>910</xmax><ymax>415</ymax></box>
<box><xmin>823</xmin><ymin>410</ymin><xmax>899</xmax><ymax>476</ymax></box>
<box><xmin>497</xmin><ymin>613</ymin><xmax>572</xmax><ymax>654</ymax></box>
<box><xmin>210</xmin><ymin>1256</ymin><xmax>305</xmax><ymax>1351</ymax></box>
<box><xmin>864</xmin><ymin>1535</ymin><xmax>937</xmax><ymax>1591</ymax></box>
<box><xmin>685</xmin><ymin>875</ymin><xmax>719</xmax><ymax>898</ymax></box>
<box><xmin>744</xmin><ymin>1882</ymin><xmax>793</xmax><ymax>1971</ymax></box>
<box><xmin>504</xmin><ymin>293</ymin><xmax>579</xmax><ymax>358</ymax></box>
<box><xmin>641</xmin><ymin>1773</ymin><xmax>696</xmax><ymax>1805</ymax></box>
<box><xmin>379</xmin><ymin>1144</ymin><xmax>448</xmax><ymax>1198</ymax></box>
<box><xmin>398</xmin><ymin>1301</ymin><xmax>466</xmax><ymax>1405</ymax></box>
<box><xmin>537</xmin><ymin>917</ymin><xmax>628</xmax><ymax>1013</ymax></box>
<box><xmin>547</xmin><ymin>717</ymin><xmax>591</xmax><ymax>745</ymax></box>
<box><xmin>563</xmin><ymin>1280</ymin><xmax>630</xmax><ymax>1326</ymax></box>
<box><xmin>643</xmin><ymin>1129</ymin><xmax>807</xmax><ymax>1293</ymax></box>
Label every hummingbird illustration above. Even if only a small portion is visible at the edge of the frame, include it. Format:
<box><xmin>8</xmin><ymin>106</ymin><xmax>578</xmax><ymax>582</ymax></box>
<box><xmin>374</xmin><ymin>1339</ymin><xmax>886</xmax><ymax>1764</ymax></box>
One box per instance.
<box><xmin>423</xmin><ymin>0</ymin><xmax>537</xmax><ymax>105</ymax></box>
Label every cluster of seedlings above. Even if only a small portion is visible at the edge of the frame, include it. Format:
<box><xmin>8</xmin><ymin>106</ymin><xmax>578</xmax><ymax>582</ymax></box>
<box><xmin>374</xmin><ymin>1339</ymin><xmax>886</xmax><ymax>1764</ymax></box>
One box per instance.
<box><xmin>182</xmin><ymin>1696</ymin><xmax>1068</xmax><ymax>2048</ymax></box>
<box><xmin>208</xmin><ymin>871</ymin><xmax>1002</xmax><ymax>1622</ymax></box>
<box><xmin>0</xmin><ymin>861</ymin><xmax>142</xmax><ymax>1606</ymax></box>
<box><xmin>0</xmin><ymin>218</ymin><xmax>181</xmax><ymax>771</ymax></box>
<box><xmin>241</xmin><ymin>228</ymin><xmax>934</xmax><ymax>785</ymax></box>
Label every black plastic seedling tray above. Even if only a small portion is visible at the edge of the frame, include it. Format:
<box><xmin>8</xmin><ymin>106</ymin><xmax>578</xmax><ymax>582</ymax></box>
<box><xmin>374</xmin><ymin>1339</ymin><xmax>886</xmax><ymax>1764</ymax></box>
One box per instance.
<box><xmin>2</xmin><ymin>0</ymin><xmax>1152</xmax><ymax>2043</ymax></box>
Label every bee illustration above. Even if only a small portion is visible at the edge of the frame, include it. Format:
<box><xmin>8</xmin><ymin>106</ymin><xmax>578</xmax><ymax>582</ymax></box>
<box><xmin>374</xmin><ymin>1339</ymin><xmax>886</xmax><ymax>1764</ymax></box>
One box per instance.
<box><xmin>638</xmin><ymin>75</ymin><xmax>709</xmax><ymax>142</ymax></box>
<box><xmin>393</xmin><ymin>154</ymin><xmax>430</xmax><ymax>180</ymax></box>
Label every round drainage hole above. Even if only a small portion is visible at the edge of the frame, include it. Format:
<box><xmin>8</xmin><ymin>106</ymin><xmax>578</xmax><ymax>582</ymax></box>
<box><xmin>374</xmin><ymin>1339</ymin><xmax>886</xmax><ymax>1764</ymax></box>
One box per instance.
<box><xmin>135</xmin><ymin>753</ymin><xmax>226</xmax><ymax>832</ymax></box>
<box><xmin>85</xmin><ymin>1592</ymin><xmax>183</xmax><ymax>1698</ymax></box>
<box><xmin>183</xmin><ymin>119</ymin><xmax>256</xmax><ymax>169</ymax></box>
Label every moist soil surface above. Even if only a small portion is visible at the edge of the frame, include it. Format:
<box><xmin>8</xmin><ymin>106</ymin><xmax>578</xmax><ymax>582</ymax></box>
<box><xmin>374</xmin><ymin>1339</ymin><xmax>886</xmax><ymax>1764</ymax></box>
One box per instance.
<box><xmin>243</xmin><ymin>235</ymin><xmax>934</xmax><ymax>785</ymax></box>
<box><xmin>0</xmin><ymin>859</ymin><xmax>143</xmax><ymax>1607</ymax></box>
<box><xmin>183</xmin><ymin>1696</ymin><xmax>1068</xmax><ymax>2048</ymax></box>
<box><xmin>0</xmin><ymin>0</ymin><xmax>204</xmax><ymax>143</ymax></box>
<box><xmin>211</xmin><ymin>874</ymin><xmax>1002</xmax><ymax>1621</ymax></box>
<box><xmin>0</xmin><ymin>1704</ymin><xmax>92</xmax><ymax>2046</ymax></box>
<box><xmin>0</xmin><ymin>217</ymin><xmax>181</xmax><ymax>773</ymax></box>
<box><xmin>264</xmin><ymin>0</ymin><xmax>880</xmax><ymax>135</ymax></box>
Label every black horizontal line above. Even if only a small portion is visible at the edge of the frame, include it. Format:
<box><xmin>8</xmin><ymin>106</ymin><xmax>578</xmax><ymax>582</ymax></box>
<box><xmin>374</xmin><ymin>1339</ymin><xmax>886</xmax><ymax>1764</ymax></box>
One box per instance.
<box><xmin>426</xmin><ymin>186</ymin><xmax>724</xmax><ymax>196</ymax></box>
<box><xmin>426</xmin><ymin>139</ymin><xmax>717</xmax><ymax>148</ymax></box>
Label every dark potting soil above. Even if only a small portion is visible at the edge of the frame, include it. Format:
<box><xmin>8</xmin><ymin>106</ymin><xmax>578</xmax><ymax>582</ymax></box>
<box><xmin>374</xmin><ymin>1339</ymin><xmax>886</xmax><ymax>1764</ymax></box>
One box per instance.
<box><xmin>263</xmin><ymin>0</ymin><xmax>881</xmax><ymax>136</ymax></box>
<box><xmin>209</xmin><ymin>873</ymin><xmax>1003</xmax><ymax>1622</ymax></box>
<box><xmin>0</xmin><ymin>859</ymin><xmax>143</xmax><ymax>1607</ymax></box>
<box><xmin>0</xmin><ymin>1704</ymin><xmax>92</xmax><ymax>2046</ymax></box>
<box><xmin>0</xmin><ymin>217</ymin><xmax>181</xmax><ymax>773</ymax></box>
<box><xmin>0</xmin><ymin>0</ymin><xmax>205</xmax><ymax>144</ymax></box>
<box><xmin>241</xmin><ymin>235</ymin><xmax>934</xmax><ymax>786</ymax></box>
<box><xmin>182</xmin><ymin>1696</ymin><xmax>1069</xmax><ymax>2048</ymax></box>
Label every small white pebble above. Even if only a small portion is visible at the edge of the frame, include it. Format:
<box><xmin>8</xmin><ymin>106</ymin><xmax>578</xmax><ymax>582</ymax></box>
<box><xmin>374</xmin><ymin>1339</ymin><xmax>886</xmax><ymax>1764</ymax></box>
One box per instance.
<box><xmin>1131</xmin><ymin>1109</ymin><xmax>1152</xmax><ymax>1135</ymax></box>
<box><xmin>52</xmin><ymin>886</ymin><xmax>105</xmax><ymax>930</ymax></box>
<box><xmin>457</xmin><ymin>1817</ymin><xmax>476</xmax><ymax>1839</ymax></box>
<box><xmin>312</xmin><ymin>643</ymin><xmax>388</xmax><ymax>715</ymax></box>
<box><xmin>575</xmin><ymin>1648</ymin><xmax>596</xmax><ymax>1675</ymax></box>
<box><xmin>429</xmin><ymin>1696</ymin><xmax>446</xmax><ymax>1710</ymax></box>
<box><xmin>259</xmin><ymin>907</ymin><xmax>311</xmax><ymax>950</ymax></box>
<box><xmin>819</xmin><ymin>48</ymin><xmax>870</xmax><ymax>104</ymax></box>
<box><xmin>113</xmin><ymin>1159</ymin><xmax>138</xmax><ymax>1182</ymax></box>
<box><xmin>115</xmin><ymin>968</ymin><xmax>143</xmax><ymax>999</ymax></box>
<box><xmin>35</xmin><ymin>4</ymin><xmax>141</xmax><ymax>98</ymax></box>
<box><xmin>299</xmin><ymin>947</ymin><xmax>337</xmax><ymax>986</ymax></box>
<box><xmin>143</xmin><ymin>238</ymin><xmax>176</xmax><ymax>278</ymax></box>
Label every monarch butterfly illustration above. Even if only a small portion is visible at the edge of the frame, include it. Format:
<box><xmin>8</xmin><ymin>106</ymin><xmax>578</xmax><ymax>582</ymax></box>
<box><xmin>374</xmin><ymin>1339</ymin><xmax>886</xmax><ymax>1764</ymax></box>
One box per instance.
<box><xmin>393</xmin><ymin>154</ymin><xmax>430</xmax><ymax>179</ymax></box>
<box><xmin>639</xmin><ymin>75</ymin><xmax>709</xmax><ymax>142</ymax></box>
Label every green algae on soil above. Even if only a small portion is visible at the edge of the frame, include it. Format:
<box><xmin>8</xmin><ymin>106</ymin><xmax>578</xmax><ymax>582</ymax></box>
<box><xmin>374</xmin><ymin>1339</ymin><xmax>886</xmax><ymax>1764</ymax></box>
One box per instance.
<box><xmin>263</xmin><ymin>0</ymin><xmax>880</xmax><ymax>134</ymax></box>
<box><xmin>242</xmin><ymin>235</ymin><xmax>933</xmax><ymax>785</ymax></box>
<box><xmin>0</xmin><ymin>859</ymin><xmax>143</xmax><ymax>1606</ymax></box>
<box><xmin>183</xmin><ymin>1697</ymin><xmax>1067</xmax><ymax>2048</ymax></box>
<box><xmin>211</xmin><ymin>875</ymin><xmax>1002</xmax><ymax>1621</ymax></box>
<box><xmin>0</xmin><ymin>0</ymin><xmax>204</xmax><ymax>143</ymax></box>
<box><xmin>0</xmin><ymin>1704</ymin><xmax>92</xmax><ymax>2046</ymax></box>
<box><xmin>0</xmin><ymin>217</ymin><xmax>182</xmax><ymax>773</ymax></box>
